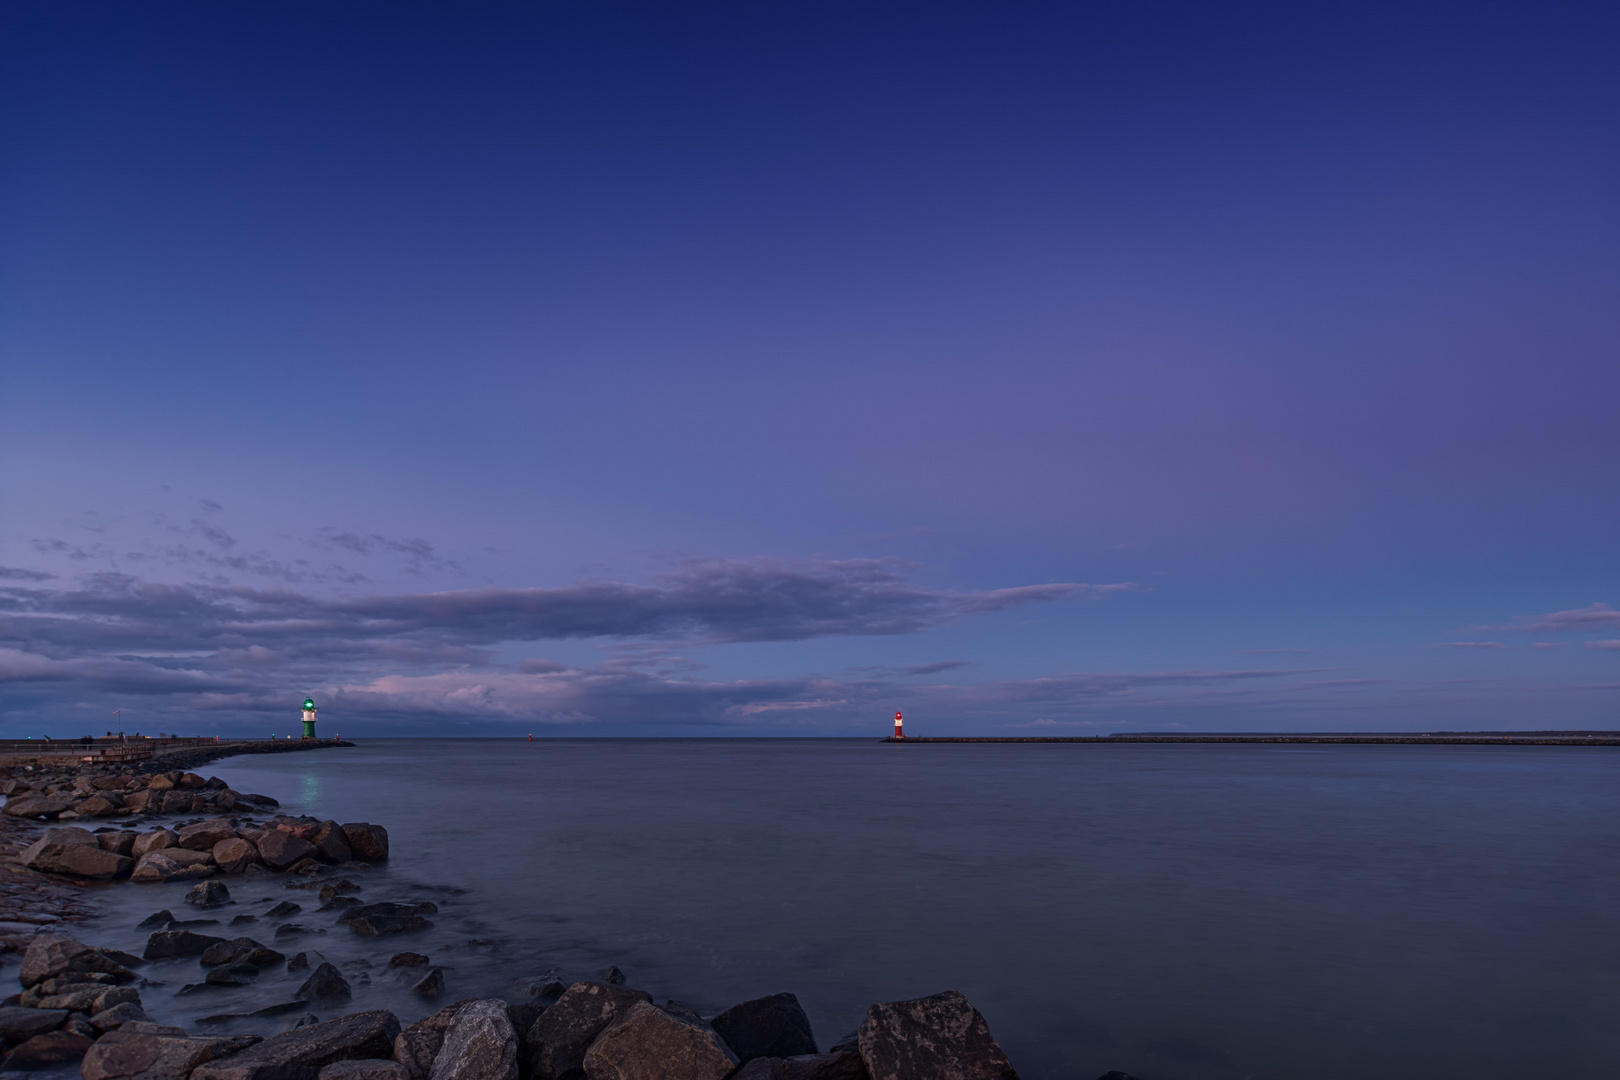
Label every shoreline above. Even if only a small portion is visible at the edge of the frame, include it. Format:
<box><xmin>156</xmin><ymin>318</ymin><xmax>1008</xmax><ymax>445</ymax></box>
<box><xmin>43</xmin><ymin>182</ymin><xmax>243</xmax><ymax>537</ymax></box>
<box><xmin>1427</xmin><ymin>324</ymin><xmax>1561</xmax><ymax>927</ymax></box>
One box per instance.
<box><xmin>0</xmin><ymin>741</ymin><xmax>1038</xmax><ymax>1080</ymax></box>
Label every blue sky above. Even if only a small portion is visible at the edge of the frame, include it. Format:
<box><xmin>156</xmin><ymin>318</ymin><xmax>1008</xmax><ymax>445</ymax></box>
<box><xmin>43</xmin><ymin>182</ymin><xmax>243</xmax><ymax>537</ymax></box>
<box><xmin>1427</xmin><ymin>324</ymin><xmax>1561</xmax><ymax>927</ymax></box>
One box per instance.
<box><xmin>2</xmin><ymin>2</ymin><xmax>1616</xmax><ymax>736</ymax></box>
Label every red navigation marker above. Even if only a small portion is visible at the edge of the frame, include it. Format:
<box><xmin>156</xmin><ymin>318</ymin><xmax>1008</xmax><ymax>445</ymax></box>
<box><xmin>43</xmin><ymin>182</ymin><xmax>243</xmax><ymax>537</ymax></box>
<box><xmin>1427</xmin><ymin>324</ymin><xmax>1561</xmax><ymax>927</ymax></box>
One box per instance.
<box><xmin>894</xmin><ymin>711</ymin><xmax>905</xmax><ymax>739</ymax></box>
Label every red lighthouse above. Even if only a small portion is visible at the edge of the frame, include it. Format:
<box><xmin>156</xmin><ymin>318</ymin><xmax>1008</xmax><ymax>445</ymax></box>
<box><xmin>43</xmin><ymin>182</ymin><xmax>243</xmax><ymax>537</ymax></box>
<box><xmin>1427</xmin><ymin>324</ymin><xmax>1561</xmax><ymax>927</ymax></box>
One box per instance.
<box><xmin>893</xmin><ymin>711</ymin><xmax>905</xmax><ymax>739</ymax></box>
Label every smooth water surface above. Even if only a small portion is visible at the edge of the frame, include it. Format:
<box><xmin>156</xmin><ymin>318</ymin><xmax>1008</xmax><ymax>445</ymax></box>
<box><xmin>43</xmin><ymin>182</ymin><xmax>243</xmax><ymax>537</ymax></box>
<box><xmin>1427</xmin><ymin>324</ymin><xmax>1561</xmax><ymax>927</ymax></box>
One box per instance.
<box><xmin>85</xmin><ymin>740</ymin><xmax>1620</xmax><ymax>1079</ymax></box>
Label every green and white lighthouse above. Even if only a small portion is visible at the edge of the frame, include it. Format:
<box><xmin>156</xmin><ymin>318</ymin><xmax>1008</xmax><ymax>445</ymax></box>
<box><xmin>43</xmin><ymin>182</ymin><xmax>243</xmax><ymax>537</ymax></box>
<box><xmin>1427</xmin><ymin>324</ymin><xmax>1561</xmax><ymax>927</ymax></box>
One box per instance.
<box><xmin>301</xmin><ymin>698</ymin><xmax>317</xmax><ymax>739</ymax></box>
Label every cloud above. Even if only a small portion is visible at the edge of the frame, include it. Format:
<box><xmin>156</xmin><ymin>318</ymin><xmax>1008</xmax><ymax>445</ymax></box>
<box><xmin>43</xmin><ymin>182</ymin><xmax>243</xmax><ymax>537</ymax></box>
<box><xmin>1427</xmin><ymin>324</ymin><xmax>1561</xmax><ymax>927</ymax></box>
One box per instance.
<box><xmin>1586</xmin><ymin>640</ymin><xmax>1620</xmax><ymax>651</ymax></box>
<box><xmin>895</xmin><ymin>660</ymin><xmax>972</xmax><ymax>676</ymax></box>
<box><xmin>1506</xmin><ymin>603</ymin><xmax>1620</xmax><ymax>634</ymax></box>
<box><xmin>0</xmin><ymin>558</ymin><xmax>1132</xmax><ymax>727</ymax></box>
<box><xmin>1444</xmin><ymin>641</ymin><xmax>1507</xmax><ymax>649</ymax></box>
<box><xmin>0</xmin><ymin>567</ymin><xmax>54</xmax><ymax>581</ymax></box>
<box><xmin>316</xmin><ymin>530</ymin><xmax>460</xmax><ymax>575</ymax></box>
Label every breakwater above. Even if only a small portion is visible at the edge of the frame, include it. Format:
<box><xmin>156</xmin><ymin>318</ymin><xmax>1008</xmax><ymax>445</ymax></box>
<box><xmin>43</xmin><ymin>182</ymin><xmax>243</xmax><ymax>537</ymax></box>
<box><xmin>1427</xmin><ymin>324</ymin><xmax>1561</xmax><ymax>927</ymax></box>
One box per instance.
<box><xmin>885</xmin><ymin>731</ymin><xmax>1620</xmax><ymax>745</ymax></box>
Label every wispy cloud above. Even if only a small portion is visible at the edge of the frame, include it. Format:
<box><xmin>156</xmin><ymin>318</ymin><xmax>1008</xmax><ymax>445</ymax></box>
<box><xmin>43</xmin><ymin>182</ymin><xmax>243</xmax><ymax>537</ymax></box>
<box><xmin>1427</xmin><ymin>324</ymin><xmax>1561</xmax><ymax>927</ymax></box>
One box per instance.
<box><xmin>1503</xmin><ymin>602</ymin><xmax>1620</xmax><ymax>634</ymax></box>
<box><xmin>1586</xmin><ymin>640</ymin><xmax>1620</xmax><ymax>651</ymax></box>
<box><xmin>1443</xmin><ymin>641</ymin><xmax>1507</xmax><ymax>649</ymax></box>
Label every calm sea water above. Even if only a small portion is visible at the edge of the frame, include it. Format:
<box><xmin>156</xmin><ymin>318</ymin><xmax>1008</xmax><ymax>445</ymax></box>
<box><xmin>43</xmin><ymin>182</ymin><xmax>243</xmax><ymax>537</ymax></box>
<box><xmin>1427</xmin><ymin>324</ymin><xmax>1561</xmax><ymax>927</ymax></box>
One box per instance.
<box><xmin>81</xmin><ymin>739</ymin><xmax>1620</xmax><ymax>1080</ymax></box>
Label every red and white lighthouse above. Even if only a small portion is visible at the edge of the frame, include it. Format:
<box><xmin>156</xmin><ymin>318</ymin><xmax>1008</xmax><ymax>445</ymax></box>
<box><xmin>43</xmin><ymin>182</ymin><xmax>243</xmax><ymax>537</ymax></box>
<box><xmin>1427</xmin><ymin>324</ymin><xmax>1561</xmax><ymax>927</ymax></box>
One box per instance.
<box><xmin>893</xmin><ymin>711</ymin><xmax>905</xmax><ymax>739</ymax></box>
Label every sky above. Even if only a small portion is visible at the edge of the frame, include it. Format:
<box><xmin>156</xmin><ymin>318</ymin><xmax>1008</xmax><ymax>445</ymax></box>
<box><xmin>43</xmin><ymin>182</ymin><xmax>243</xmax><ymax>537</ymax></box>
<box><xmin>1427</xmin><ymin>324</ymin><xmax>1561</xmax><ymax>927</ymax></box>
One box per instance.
<box><xmin>1</xmin><ymin>1</ymin><xmax>1617</xmax><ymax>737</ymax></box>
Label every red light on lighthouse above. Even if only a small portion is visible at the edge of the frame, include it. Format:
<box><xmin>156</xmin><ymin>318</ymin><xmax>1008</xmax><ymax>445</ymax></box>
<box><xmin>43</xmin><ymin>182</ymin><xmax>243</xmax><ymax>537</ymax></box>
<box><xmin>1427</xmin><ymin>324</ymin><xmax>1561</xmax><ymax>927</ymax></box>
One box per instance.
<box><xmin>894</xmin><ymin>711</ymin><xmax>905</xmax><ymax>739</ymax></box>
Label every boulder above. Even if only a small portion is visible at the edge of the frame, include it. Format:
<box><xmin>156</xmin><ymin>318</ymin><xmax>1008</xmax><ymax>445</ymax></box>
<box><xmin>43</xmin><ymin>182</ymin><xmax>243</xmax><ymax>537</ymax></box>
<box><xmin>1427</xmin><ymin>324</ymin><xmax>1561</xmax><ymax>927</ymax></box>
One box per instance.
<box><xmin>137</xmin><ymin>909</ymin><xmax>176</xmax><ymax>929</ymax></box>
<box><xmin>148</xmin><ymin>775</ymin><xmax>175</xmax><ymax>791</ymax></box>
<box><xmin>391</xmin><ymin>1001</ymin><xmax>473</xmax><ymax>1080</ymax></box>
<box><xmin>582</xmin><ymin>1002</ymin><xmax>738</xmax><ymax>1080</ymax></box>
<box><xmin>0</xmin><ymin>1005</ymin><xmax>69</xmax><ymax>1042</ymax></box>
<box><xmin>89</xmin><ymin>1001</ymin><xmax>153</xmax><ymax>1032</ymax></box>
<box><xmin>93</xmin><ymin>775</ymin><xmax>132</xmax><ymax>790</ymax></box>
<box><xmin>19</xmin><ymin>934</ymin><xmax>137</xmax><ymax>988</ymax></box>
<box><xmin>712</xmin><ymin>993</ymin><xmax>818</xmax><ymax>1062</ymax></box>
<box><xmin>179</xmin><ymin>819</ymin><xmax>239</xmax><ymax>851</ymax></box>
<box><xmin>347</xmin><ymin>914</ymin><xmax>429</xmax><ymax>937</ymax></box>
<box><xmin>388</xmin><ymin>953</ymin><xmax>429</xmax><ymax>969</ymax></box>
<box><xmin>3</xmin><ymin>794</ymin><xmax>76</xmax><ymax>818</ymax></box>
<box><xmin>201</xmin><ymin>938</ymin><xmax>285</xmax><ymax>968</ymax></box>
<box><xmin>81</xmin><ymin>1026</ymin><xmax>249</xmax><ymax>1080</ymax></box>
<box><xmin>782</xmin><ymin>1053</ymin><xmax>866</xmax><ymax>1080</ymax></box>
<box><xmin>188</xmin><ymin>880</ymin><xmax>233</xmax><ymax>908</ymax></box>
<box><xmin>143</xmin><ymin>930</ymin><xmax>228</xmax><ymax>960</ymax></box>
<box><xmin>191</xmin><ymin>1009</ymin><xmax>401</xmax><ymax>1080</ymax></box>
<box><xmin>132</xmin><ymin>829</ymin><xmax>177</xmax><ymax>858</ymax></box>
<box><xmin>338</xmin><ymin>902</ymin><xmax>436</xmax><ymax>924</ymax></box>
<box><xmin>856</xmin><ymin>991</ymin><xmax>1017</xmax><ymax>1080</ymax></box>
<box><xmin>296</xmin><ymin>962</ymin><xmax>353</xmax><ymax>1002</ymax></box>
<box><xmin>527</xmin><ymin>982</ymin><xmax>652</xmax><ymax>1080</ymax></box>
<box><xmin>161</xmin><ymin>790</ymin><xmax>199</xmax><ymax>814</ymax></box>
<box><xmin>312</xmin><ymin>821</ymin><xmax>353</xmax><ymax>863</ymax></box>
<box><xmin>37</xmin><ymin>985</ymin><xmax>139</xmax><ymax>1013</ymax></box>
<box><xmin>212</xmin><ymin>837</ymin><xmax>258</xmax><ymax>874</ymax></box>
<box><xmin>132</xmin><ymin>852</ymin><xmax>183</xmax><ymax>883</ymax></box>
<box><xmin>123</xmin><ymin>790</ymin><xmax>155</xmax><ymax>813</ymax></box>
<box><xmin>76</xmin><ymin>795</ymin><xmax>122</xmax><ymax>817</ymax></box>
<box><xmin>3</xmin><ymin>1030</ymin><xmax>94</xmax><ymax>1067</ymax></box>
<box><xmin>602</xmin><ymin>966</ymin><xmax>626</xmax><ymax>986</ymax></box>
<box><xmin>411</xmin><ymin>969</ymin><xmax>444</xmax><ymax>997</ymax></box>
<box><xmin>21</xmin><ymin>827</ymin><xmax>119</xmax><ymax>875</ymax></box>
<box><xmin>100</xmin><ymin>830</ymin><xmax>139</xmax><ymax>856</ymax></box>
<box><xmin>178</xmin><ymin>773</ymin><xmax>208</xmax><ymax>790</ymax></box>
<box><xmin>45</xmin><ymin>843</ymin><xmax>134</xmax><ymax>879</ymax></box>
<box><xmin>341</xmin><ymin>823</ymin><xmax>389</xmax><ymax>862</ymax></box>
<box><xmin>258</xmin><ymin>830</ymin><xmax>318</xmax><ymax>869</ymax></box>
<box><xmin>428</xmin><ymin>999</ymin><xmax>517</xmax><ymax>1080</ymax></box>
<box><xmin>266</xmin><ymin>901</ymin><xmax>303</xmax><ymax>918</ymax></box>
<box><xmin>320</xmin><ymin>1062</ymin><xmax>409</xmax><ymax>1080</ymax></box>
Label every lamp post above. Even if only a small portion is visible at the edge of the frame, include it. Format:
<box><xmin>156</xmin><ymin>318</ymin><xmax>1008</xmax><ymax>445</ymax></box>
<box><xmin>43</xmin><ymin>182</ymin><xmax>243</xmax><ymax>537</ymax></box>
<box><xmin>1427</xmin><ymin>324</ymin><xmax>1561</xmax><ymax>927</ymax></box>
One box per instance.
<box><xmin>301</xmin><ymin>698</ymin><xmax>318</xmax><ymax>740</ymax></box>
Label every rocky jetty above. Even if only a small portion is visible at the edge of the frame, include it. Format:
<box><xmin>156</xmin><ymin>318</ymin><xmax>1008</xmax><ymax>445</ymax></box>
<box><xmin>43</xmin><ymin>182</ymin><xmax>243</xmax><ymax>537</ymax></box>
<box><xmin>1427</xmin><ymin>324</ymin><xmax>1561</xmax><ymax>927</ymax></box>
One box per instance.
<box><xmin>0</xmin><ymin>749</ymin><xmax>1136</xmax><ymax>1080</ymax></box>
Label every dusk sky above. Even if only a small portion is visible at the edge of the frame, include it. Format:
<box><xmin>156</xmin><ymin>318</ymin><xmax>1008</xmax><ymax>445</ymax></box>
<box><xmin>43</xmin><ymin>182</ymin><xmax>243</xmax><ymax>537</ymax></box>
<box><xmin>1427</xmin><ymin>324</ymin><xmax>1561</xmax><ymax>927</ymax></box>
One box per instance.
<box><xmin>2</xmin><ymin>2</ymin><xmax>1616</xmax><ymax>736</ymax></box>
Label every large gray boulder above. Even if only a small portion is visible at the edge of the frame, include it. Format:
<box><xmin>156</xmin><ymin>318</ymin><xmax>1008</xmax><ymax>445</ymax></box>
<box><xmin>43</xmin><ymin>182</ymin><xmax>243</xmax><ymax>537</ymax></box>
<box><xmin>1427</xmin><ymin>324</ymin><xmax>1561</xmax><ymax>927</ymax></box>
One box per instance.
<box><xmin>582</xmin><ymin>1002</ymin><xmax>738</xmax><ymax>1080</ymax></box>
<box><xmin>178</xmin><ymin>819</ymin><xmax>239</xmax><ymax>851</ymax></box>
<box><xmin>312</xmin><ymin>821</ymin><xmax>353</xmax><ymax>863</ymax></box>
<box><xmin>319</xmin><ymin>1062</ymin><xmax>408</xmax><ymax>1080</ymax></box>
<box><xmin>391</xmin><ymin>1000</ymin><xmax>475</xmax><ymax>1080</ymax></box>
<box><xmin>3</xmin><ymin>793</ymin><xmax>76</xmax><ymax>818</ymax></box>
<box><xmin>527</xmin><ymin>982</ymin><xmax>651</xmax><ymax>1080</ymax></box>
<box><xmin>81</xmin><ymin>1026</ymin><xmax>251</xmax><ymax>1080</ymax></box>
<box><xmin>19</xmin><ymin>934</ymin><xmax>137</xmax><ymax>987</ymax></box>
<box><xmin>4</xmin><ymin>1030</ymin><xmax>94</xmax><ymax>1066</ymax></box>
<box><xmin>144</xmin><ymin>929</ymin><xmax>229</xmax><ymax>960</ymax></box>
<box><xmin>20</xmin><ymin>826</ymin><xmax>133</xmax><ymax>879</ymax></box>
<box><xmin>341</xmin><ymin>823</ymin><xmax>389</xmax><ymax>862</ymax></box>
<box><xmin>297</xmin><ymin>962</ymin><xmax>353</xmax><ymax>1002</ymax></box>
<box><xmin>256</xmin><ymin>829</ymin><xmax>318</xmax><ymax>869</ymax></box>
<box><xmin>214</xmin><ymin>837</ymin><xmax>259</xmax><ymax>874</ymax></box>
<box><xmin>191</xmin><ymin>1010</ymin><xmax>402</xmax><ymax>1080</ymax></box>
<box><xmin>428</xmin><ymin>999</ymin><xmax>516</xmax><ymax>1080</ymax></box>
<box><xmin>0</xmin><ymin>1005</ymin><xmax>69</xmax><ymax>1042</ymax></box>
<box><xmin>132</xmin><ymin>829</ymin><xmax>177</xmax><ymax>858</ymax></box>
<box><xmin>856</xmin><ymin>991</ymin><xmax>1017</xmax><ymax>1080</ymax></box>
<box><xmin>711</xmin><ymin>993</ymin><xmax>818</xmax><ymax>1062</ymax></box>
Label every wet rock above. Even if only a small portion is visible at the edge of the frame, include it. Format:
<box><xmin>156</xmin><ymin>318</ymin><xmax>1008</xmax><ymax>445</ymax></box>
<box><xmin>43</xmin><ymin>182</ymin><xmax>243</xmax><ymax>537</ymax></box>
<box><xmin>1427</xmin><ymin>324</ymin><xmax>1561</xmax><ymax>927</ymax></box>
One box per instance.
<box><xmin>712</xmin><ymin>993</ymin><xmax>818</xmax><ymax>1062</ymax></box>
<box><xmin>0</xmin><ymin>1005</ymin><xmax>69</xmax><ymax>1042</ymax></box>
<box><xmin>527</xmin><ymin>982</ymin><xmax>652</xmax><ymax>1080</ymax></box>
<box><xmin>20</xmin><ymin>826</ymin><xmax>132</xmax><ymax>879</ymax></box>
<box><xmin>410</xmin><ymin>968</ymin><xmax>444</xmax><ymax>998</ymax></box>
<box><xmin>275</xmin><ymin>924</ymin><xmax>324</xmax><ymax>940</ymax></box>
<box><xmin>123</xmin><ymin>790</ymin><xmax>155</xmax><ymax>813</ymax></box>
<box><xmin>601</xmin><ymin>966</ymin><xmax>625</xmax><ymax>986</ymax></box>
<box><xmin>148</xmin><ymin>775</ymin><xmax>175</xmax><ymax>791</ymax></box>
<box><xmin>231</xmin><ymin>914</ymin><xmax>259</xmax><ymax>926</ymax></box>
<box><xmin>161</xmin><ymin>790</ymin><xmax>199</xmax><ymax>814</ymax></box>
<box><xmin>429</xmin><ymin>999</ymin><xmax>516</xmax><ymax>1080</ymax></box>
<box><xmin>3</xmin><ymin>794</ymin><xmax>77</xmax><ymax>818</ymax></box>
<box><xmin>143</xmin><ymin>930</ymin><xmax>228</xmax><ymax>961</ymax></box>
<box><xmin>318</xmin><ymin>881</ymin><xmax>361</xmax><ymax>901</ymax></box>
<box><xmin>131</xmin><ymin>829</ymin><xmax>177</xmax><ymax>859</ymax></box>
<box><xmin>258</xmin><ymin>830</ymin><xmax>318</xmax><ymax>870</ymax></box>
<box><xmin>213</xmin><ymin>838</ymin><xmax>259</xmax><ymax>874</ymax></box>
<box><xmin>206</xmin><ymin>964</ymin><xmax>260</xmax><ymax>987</ymax></box>
<box><xmin>132</xmin><ymin>851</ymin><xmax>213</xmax><ymax>883</ymax></box>
<box><xmin>782</xmin><ymin>1053</ymin><xmax>867</xmax><ymax>1080</ymax></box>
<box><xmin>188</xmin><ymin>880</ymin><xmax>233</xmax><ymax>908</ymax></box>
<box><xmin>347</xmin><ymin>914</ymin><xmax>430</xmax><ymax>937</ymax></box>
<box><xmin>296</xmin><ymin>962</ymin><xmax>352</xmax><ymax>1002</ymax></box>
<box><xmin>319</xmin><ymin>897</ymin><xmax>364</xmax><ymax>913</ymax></box>
<box><xmin>178</xmin><ymin>773</ymin><xmax>208</xmax><ymax>790</ymax></box>
<box><xmin>387</xmin><ymin>953</ymin><xmax>429</xmax><ymax>969</ymax></box>
<box><xmin>731</xmin><ymin>1059</ymin><xmax>786</xmax><ymax>1080</ymax></box>
<box><xmin>338</xmin><ymin>902</ymin><xmax>436</xmax><ymax>924</ymax></box>
<box><xmin>36</xmin><ymin>985</ymin><xmax>138</xmax><ymax>1013</ymax></box>
<box><xmin>319</xmin><ymin>1061</ymin><xmax>409</xmax><ymax>1080</ymax></box>
<box><xmin>190</xmin><ymin>1009</ymin><xmax>401</xmax><ymax>1080</ymax></box>
<box><xmin>583</xmin><ymin>1001</ymin><xmax>738</xmax><ymax>1080</ymax></box>
<box><xmin>99</xmin><ymin>830</ymin><xmax>139</xmax><ymax>856</ymax></box>
<box><xmin>265</xmin><ymin>901</ymin><xmax>303</xmax><ymax>918</ymax></box>
<box><xmin>856</xmin><ymin>990</ymin><xmax>1017</xmax><ymax>1080</ymax></box>
<box><xmin>341</xmin><ymin>823</ymin><xmax>389</xmax><ymax>862</ymax></box>
<box><xmin>76</xmin><ymin>795</ymin><xmax>122</xmax><ymax>817</ymax></box>
<box><xmin>81</xmin><ymin>1026</ymin><xmax>250</xmax><ymax>1080</ymax></box>
<box><xmin>180</xmin><ymin>819</ymin><xmax>239</xmax><ymax>851</ymax></box>
<box><xmin>661</xmin><ymin>1001</ymin><xmax>705</xmax><ymax>1025</ymax></box>
<box><xmin>512</xmin><ymin>976</ymin><xmax>568</xmax><ymax>1003</ymax></box>
<box><xmin>288</xmin><ymin>952</ymin><xmax>313</xmax><ymax>972</ymax></box>
<box><xmin>19</xmin><ymin>934</ymin><xmax>138</xmax><ymax>987</ymax></box>
<box><xmin>312</xmin><ymin>822</ymin><xmax>353</xmax><ymax>864</ymax></box>
<box><xmin>88</xmin><ymin>1001</ymin><xmax>152</xmax><ymax>1032</ymax></box>
<box><xmin>3</xmin><ymin>1030</ymin><xmax>95</xmax><ymax>1067</ymax></box>
<box><xmin>1093</xmin><ymin>1073</ymin><xmax>1141</xmax><ymax>1080</ymax></box>
<box><xmin>137</xmin><ymin>909</ymin><xmax>176</xmax><ymax>929</ymax></box>
<box><xmin>389</xmin><ymin>1002</ymin><xmax>472</xmax><ymax>1080</ymax></box>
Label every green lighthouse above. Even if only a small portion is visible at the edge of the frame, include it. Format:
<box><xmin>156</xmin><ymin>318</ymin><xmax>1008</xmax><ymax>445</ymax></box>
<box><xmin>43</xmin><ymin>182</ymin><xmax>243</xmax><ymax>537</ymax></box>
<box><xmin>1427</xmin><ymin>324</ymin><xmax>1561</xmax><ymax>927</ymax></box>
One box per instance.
<box><xmin>301</xmin><ymin>698</ymin><xmax>317</xmax><ymax>739</ymax></box>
